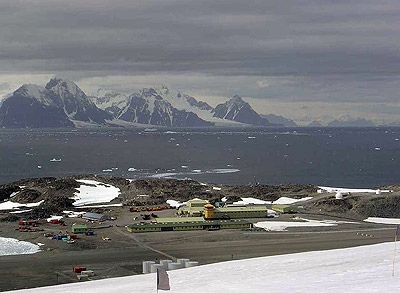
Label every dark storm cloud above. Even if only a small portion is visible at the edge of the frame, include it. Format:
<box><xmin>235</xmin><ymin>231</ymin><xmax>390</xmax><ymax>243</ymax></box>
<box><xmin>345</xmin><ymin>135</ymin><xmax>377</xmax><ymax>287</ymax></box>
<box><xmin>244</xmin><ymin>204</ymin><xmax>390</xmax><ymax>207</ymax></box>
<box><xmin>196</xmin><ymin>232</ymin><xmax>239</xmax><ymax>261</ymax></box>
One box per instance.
<box><xmin>0</xmin><ymin>0</ymin><xmax>400</xmax><ymax>106</ymax></box>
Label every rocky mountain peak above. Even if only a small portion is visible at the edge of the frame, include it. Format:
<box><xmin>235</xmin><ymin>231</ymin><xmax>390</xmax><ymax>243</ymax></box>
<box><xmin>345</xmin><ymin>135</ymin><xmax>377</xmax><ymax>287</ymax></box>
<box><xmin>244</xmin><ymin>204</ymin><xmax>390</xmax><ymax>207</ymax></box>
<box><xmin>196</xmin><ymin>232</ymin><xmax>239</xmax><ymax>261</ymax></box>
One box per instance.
<box><xmin>213</xmin><ymin>95</ymin><xmax>270</xmax><ymax>126</ymax></box>
<box><xmin>45</xmin><ymin>77</ymin><xmax>84</xmax><ymax>99</ymax></box>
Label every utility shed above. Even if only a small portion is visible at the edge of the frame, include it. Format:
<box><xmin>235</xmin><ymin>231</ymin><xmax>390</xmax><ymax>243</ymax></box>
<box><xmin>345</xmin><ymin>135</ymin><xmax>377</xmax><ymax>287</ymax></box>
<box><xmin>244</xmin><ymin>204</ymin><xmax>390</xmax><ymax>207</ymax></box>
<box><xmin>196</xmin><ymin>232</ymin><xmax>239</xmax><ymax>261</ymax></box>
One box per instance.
<box><xmin>271</xmin><ymin>204</ymin><xmax>298</xmax><ymax>213</ymax></box>
<box><xmin>72</xmin><ymin>224</ymin><xmax>88</xmax><ymax>234</ymax></box>
<box><xmin>82</xmin><ymin>212</ymin><xmax>110</xmax><ymax>221</ymax></box>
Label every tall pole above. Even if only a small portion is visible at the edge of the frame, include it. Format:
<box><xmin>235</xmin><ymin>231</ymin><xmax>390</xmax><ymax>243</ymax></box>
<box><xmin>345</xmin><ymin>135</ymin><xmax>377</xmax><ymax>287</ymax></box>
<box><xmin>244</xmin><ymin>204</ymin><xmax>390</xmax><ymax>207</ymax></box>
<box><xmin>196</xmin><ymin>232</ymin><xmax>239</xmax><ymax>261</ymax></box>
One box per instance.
<box><xmin>393</xmin><ymin>233</ymin><xmax>397</xmax><ymax>276</ymax></box>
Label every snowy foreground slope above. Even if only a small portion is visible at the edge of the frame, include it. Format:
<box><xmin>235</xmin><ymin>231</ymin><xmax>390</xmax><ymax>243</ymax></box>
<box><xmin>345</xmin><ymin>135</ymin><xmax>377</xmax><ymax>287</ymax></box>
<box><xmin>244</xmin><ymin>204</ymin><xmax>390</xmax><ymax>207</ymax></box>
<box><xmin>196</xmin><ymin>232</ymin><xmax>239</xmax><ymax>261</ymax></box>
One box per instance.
<box><xmin>11</xmin><ymin>242</ymin><xmax>400</xmax><ymax>293</ymax></box>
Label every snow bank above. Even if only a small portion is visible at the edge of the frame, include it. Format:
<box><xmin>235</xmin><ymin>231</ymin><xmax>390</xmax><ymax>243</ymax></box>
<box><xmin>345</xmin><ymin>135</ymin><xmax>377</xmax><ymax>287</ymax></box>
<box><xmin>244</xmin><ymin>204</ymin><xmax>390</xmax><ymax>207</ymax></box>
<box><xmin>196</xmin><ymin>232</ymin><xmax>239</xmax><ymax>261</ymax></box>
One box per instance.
<box><xmin>255</xmin><ymin>218</ymin><xmax>356</xmax><ymax>231</ymax></box>
<box><xmin>318</xmin><ymin>186</ymin><xmax>391</xmax><ymax>193</ymax></box>
<box><xmin>0</xmin><ymin>237</ymin><xmax>41</xmax><ymax>256</ymax></box>
<box><xmin>364</xmin><ymin>217</ymin><xmax>400</xmax><ymax>225</ymax></box>
<box><xmin>233</xmin><ymin>197</ymin><xmax>271</xmax><ymax>205</ymax></box>
<box><xmin>46</xmin><ymin>215</ymin><xmax>63</xmax><ymax>222</ymax></box>
<box><xmin>10</xmin><ymin>242</ymin><xmax>400</xmax><ymax>292</ymax></box>
<box><xmin>272</xmin><ymin>196</ymin><xmax>313</xmax><ymax>205</ymax></box>
<box><xmin>9</xmin><ymin>209</ymin><xmax>32</xmax><ymax>214</ymax></box>
<box><xmin>166</xmin><ymin>200</ymin><xmax>186</xmax><ymax>208</ymax></box>
<box><xmin>72</xmin><ymin>180</ymin><xmax>121</xmax><ymax>206</ymax></box>
<box><xmin>0</xmin><ymin>200</ymin><xmax>44</xmax><ymax>211</ymax></box>
<box><xmin>75</xmin><ymin>203</ymin><xmax>123</xmax><ymax>208</ymax></box>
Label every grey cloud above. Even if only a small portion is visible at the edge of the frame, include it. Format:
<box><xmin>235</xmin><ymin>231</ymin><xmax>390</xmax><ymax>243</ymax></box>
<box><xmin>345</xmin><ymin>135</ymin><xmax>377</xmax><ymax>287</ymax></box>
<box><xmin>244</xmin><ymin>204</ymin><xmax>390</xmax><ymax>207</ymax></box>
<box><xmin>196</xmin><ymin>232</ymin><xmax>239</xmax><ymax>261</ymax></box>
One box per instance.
<box><xmin>0</xmin><ymin>0</ymin><xmax>399</xmax><ymax>114</ymax></box>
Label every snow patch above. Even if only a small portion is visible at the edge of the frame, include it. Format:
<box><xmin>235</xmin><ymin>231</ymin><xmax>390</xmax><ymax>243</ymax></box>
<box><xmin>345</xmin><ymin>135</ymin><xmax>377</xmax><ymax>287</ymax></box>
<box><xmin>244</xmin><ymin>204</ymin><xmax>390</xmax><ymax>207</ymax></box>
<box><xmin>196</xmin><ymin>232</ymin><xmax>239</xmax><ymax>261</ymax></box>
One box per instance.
<box><xmin>0</xmin><ymin>237</ymin><xmax>41</xmax><ymax>256</ymax></box>
<box><xmin>233</xmin><ymin>197</ymin><xmax>271</xmax><ymax>205</ymax></box>
<box><xmin>318</xmin><ymin>186</ymin><xmax>391</xmax><ymax>193</ymax></box>
<box><xmin>72</xmin><ymin>180</ymin><xmax>121</xmax><ymax>206</ymax></box>
<box><xmin>46</xmin><ymin>216</ymin><xmax>63</xmax><ymax>222</ymax></box>
<box><xmin>364</xmin><ymin>217</ymin><xmax>400</xmax><ymax>225</ymax></box>
<box><xmin>0</xmin><ymin>200</ymin><xmax>44</xmax><ymax>211</ymax></box>
<box><xmin>272</xmin><ymin>197</ymin><xmax>313</xmax><ymax>205</ymax></box>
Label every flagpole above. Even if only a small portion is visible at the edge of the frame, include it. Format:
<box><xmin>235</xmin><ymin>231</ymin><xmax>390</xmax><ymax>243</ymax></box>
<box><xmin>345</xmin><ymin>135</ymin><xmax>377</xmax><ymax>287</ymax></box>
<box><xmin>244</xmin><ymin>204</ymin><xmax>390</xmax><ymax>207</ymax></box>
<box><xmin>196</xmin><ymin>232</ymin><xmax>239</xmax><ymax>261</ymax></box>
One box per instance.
<box><xmin>393</xmin><ymin>233</ymin><xmax>397</xmax><ymax>276</ymax></box>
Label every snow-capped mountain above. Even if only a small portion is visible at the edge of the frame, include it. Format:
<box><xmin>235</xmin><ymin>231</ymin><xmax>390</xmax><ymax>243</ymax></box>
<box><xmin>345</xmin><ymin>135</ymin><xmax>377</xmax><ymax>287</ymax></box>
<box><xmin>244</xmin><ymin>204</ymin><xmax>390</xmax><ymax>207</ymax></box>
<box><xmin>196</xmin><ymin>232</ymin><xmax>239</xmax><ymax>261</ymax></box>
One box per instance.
<box><xmin>0</xmin><ymin>78</ymin><xmax>111</xmax><ymax>128</ymax></box>
<box><xmin>212</xmin><ymin>95</ymin><xmax>271</xmax><ymax>126</ymax></box>
<box><xmin>118</xmin><ymin>88</ymin><xmax>213</xmax><ymax>127</ymax></box>
<box><xmin>45</xmin><ymin>78</ymin><xmax>111</xmax><ymax>124</ymax></box>
<box><xmin>88</xmin><ymin>89</ymin><xmax>130</xmax><ymax>117</ymax></box>
<box><xmin>0</xmin><ymin>80</ymin><xmax>283</xmax><ymax>128</ymax></box>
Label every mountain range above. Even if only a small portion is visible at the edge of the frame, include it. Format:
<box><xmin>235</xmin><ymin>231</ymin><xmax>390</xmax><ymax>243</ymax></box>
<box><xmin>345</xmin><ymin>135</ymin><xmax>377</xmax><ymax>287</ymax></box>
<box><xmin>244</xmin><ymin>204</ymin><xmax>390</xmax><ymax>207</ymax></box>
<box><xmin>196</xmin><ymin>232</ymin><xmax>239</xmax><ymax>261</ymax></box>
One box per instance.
<box><xmin>0</xmin><ymin>78</ymin><xmax>284</xmax><ymax>128</ymax></box>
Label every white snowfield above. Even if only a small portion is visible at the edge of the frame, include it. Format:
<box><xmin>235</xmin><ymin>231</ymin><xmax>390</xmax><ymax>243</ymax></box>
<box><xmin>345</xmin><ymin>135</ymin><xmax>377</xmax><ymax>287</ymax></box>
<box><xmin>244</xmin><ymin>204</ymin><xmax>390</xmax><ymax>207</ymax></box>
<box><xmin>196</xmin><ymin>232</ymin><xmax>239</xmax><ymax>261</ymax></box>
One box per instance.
<box><xmin>10</xmin><ymin>242</ymin><xmax>400</xmax><ymax>292</ymax></box>
<box><xmin>364</xmin><ymin>217</ymin><xmax>400</xmax><ymax>225</ymax></box>
<box><xmin>318</xmin><ymin>186</ymin><xmax>392</xmax><ymax>193</ymax></box>
<box><xmin>272</xmin><ymin>196</ymin><xmax>313</xmax><ymax>205</ymax></box>
<box><xmin>72</xmin><ymin>180</ymin><xmax>121</xmax><ymax>206</ymax></box>
<box><xmin>0</xmin><ymin>200</ymin><xmax>44</xmax><ymax>211</ymax></box>
<box><xmin>0</xmin><ymin>237</ymin><xmax>40</xmax><ymax>256</ymax></box>
<box><xmin>255</xmin><ymin>218</ymin><xmax>356</xmax><ymax>231</ymax></box>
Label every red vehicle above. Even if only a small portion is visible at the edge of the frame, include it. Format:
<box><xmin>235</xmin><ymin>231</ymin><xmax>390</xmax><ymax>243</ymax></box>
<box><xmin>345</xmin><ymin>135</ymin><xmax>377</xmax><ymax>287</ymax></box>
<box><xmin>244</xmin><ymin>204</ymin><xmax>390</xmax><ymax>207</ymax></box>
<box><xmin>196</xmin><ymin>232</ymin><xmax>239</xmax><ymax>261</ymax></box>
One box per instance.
<box><xmin>50</xmin><ymin>219</ymin><xmax>60</xmax><ymax>224</ymax></box>
<box><xmin>73</xmin><ymin>266</ymin><xmax>87</xmax><ymax>273</ymax></box>
<box><xmin>69</xmin><ymin>234</ymin><xmax>78</xmax><ymax>239</ymax></box>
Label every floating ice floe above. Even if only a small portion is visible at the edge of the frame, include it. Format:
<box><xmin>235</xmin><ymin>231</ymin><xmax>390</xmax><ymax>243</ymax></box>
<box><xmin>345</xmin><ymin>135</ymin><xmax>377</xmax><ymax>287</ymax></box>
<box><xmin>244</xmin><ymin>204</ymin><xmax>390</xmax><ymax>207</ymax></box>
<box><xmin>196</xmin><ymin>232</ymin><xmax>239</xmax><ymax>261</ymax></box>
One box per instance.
<box><xmin>0</xmin><ymin>237</ymin><xmax>41</xmax><ymax>256</ymax></box>
<box><xmin>364</xmin><ymin>217</ymin><xmax>400</xmax><ymax>225</ymax></box>
<box><xmin>209</xmin><ymin>169</ymin><xmax>240</xmax><ymax>174</ymax></box>
<box><xmin>0</xmin><ymin>200</ymin><xmax>44</xmax><ymax>211</ymax></box>
<box><xmin>102</xmin><ymin>169</ymin><xmax>113</xmax><ymax>172</ymax></box>
<box><xmin>49</xmin><ymin>158</ymin><xmax>62</xmax><ymax>162</ymax></box>
<box><xmin>37</xmin><ymin>165</ymin><xmax>42</xmax><ymax>169</ymax></box>
<box><xmin>375</xmin><ymin>147</ymin><xmax>381</xmax><ymax>151</ymax></box>
<box><xmin>318</xmin><ymin>186</ymin><xmax>392</xmax><ymax>193</ymax></box>
<box><xmin>72</xmin><ymin>180</ymin><xmax>121</xmax><ymax>206</ymax></box>
<box><xmin>272</xmin><ymin>197</ymin><xmax>313</xmax><ymax>205</ymax></box>
<box><xmin>128</xmin><ymin>167</ymin><xmax>136</xmax><ymax>172</ymax></box>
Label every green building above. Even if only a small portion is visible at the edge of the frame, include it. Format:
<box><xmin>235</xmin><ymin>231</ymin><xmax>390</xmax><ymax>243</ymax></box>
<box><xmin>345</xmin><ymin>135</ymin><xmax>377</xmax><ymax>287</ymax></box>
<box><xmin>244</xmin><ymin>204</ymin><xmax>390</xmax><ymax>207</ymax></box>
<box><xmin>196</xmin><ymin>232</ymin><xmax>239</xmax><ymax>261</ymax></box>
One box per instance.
<box><xmin>127</xmin><ymin>218</ymin><xmax>251</xmax><ymax>233</ymax></box>
<box><xmin>178</xmin><ymin>200</ymin><xmax>273</xmax><ymax>219</ymax></box>
<box><xmin>72</xmin><ymin>224</ymin><xmax>88</xmax><ymax>234</ymax></box>
<box><xmin>178</xmin><ymin>200</ymin><xmax>208</xmax><ymax>217</ymax></box>
<box><xmin>271</xmin><ymin>204</ymin><xmax>298</xmax><ymax>213</ymax></box>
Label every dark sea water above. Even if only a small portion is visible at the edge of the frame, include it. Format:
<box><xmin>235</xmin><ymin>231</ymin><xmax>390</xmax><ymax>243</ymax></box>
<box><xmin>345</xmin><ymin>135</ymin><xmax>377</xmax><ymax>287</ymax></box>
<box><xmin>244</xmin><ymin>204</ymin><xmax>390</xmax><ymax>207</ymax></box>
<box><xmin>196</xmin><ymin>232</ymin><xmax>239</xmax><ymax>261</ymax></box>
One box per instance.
<box><xmin>0</xmin><ymin>127</ymin><xmax>399</xmax><ymax>188</ymax></box>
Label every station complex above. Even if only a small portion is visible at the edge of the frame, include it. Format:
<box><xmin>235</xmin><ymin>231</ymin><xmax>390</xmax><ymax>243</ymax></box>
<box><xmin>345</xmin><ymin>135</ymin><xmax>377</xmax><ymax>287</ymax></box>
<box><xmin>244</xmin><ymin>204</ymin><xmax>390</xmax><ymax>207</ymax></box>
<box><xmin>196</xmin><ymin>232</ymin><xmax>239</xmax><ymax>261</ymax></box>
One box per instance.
<box><xmin>127</xmin><ymin>200</ymin><xmax>298</xmax><ymax>233</ymax></box>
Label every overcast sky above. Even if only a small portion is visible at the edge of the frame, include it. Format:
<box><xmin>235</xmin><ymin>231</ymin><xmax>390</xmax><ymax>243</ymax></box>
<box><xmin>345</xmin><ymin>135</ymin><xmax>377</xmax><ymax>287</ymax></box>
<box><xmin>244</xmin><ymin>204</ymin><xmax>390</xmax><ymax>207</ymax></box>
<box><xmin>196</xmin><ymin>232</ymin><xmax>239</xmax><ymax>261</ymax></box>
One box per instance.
<box><xmin>0</xmin><ymin>0</ymin><xmax>399</xmax><ymax>123</ymax></box>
